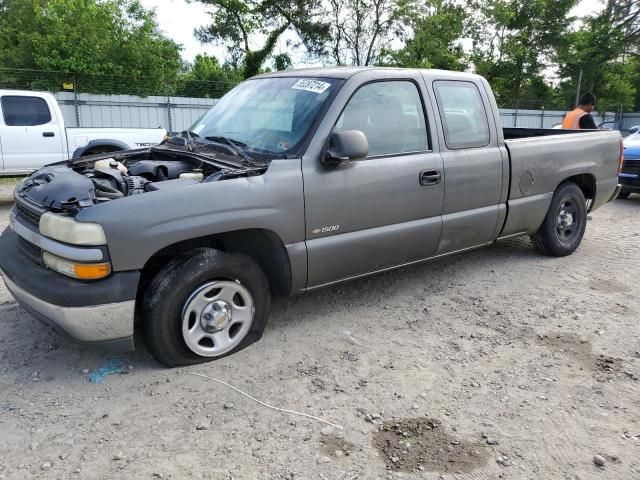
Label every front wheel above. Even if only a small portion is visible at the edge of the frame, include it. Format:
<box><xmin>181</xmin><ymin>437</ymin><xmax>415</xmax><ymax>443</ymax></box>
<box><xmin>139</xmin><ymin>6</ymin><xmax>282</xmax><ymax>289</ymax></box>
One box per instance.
<box><xmin>142</xmin><ymin>248</ymin><xmax>270</xmax><ymax>367</ymax></box>
<box><xmin>531</xmin><ymin>182</ymin><xmax>587</xmax><ymax>257</ymax></box>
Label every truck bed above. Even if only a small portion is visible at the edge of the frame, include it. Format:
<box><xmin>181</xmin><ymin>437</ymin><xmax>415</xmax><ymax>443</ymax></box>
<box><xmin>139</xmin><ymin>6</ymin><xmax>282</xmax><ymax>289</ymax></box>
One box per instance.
<box><xmin>499</xmin><ymin>129</ymin><xmax>621</xmax><ymax>238</ymax></box>
<box><xmin>503</xmin><ymin>127</ymin><xmax>587</xmax><ymax>140</ymax></box>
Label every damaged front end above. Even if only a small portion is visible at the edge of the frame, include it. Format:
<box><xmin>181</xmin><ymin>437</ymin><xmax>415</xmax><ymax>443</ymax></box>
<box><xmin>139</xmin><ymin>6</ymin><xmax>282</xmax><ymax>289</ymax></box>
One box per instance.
<box><xmin>15</xmin><ymin>141</ymin><xmax>270</xmax><ymax>216</ymax></box>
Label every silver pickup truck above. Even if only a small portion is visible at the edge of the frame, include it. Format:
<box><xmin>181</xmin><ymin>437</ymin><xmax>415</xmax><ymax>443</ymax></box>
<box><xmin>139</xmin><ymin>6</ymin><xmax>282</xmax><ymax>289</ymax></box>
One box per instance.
<box><xmin>0</xmin><ymin>68</ymin><xmax>623</xmax><ymax>366</ymax></box>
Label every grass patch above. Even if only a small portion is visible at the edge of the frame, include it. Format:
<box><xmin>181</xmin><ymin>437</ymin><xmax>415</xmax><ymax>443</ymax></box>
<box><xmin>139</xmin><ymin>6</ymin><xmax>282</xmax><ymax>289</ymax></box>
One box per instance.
<box><xmin>0</xmin><ymin>177</ymin><xmax>23</xmax><ymax>187</ymax></box>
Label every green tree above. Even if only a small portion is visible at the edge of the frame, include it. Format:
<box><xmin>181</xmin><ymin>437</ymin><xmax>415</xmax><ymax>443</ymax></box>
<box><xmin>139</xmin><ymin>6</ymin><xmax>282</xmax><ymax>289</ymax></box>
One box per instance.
<box><xmin>468</xmin><ymin>0</ymin><xmax>578</xmax><ymax>107</ymax></box>
<box><xmin>609</xmin><ymin>0</ymin><xmax>639</xmax><ymax>56</ymax></box>
<box><xmin>382</xmin><ymin>0</ymin><xmax>467</xmax><ymax>70</ymax></box>
<box><xmin>176</xmin><ymin>54</ymin><xmax>241</xmax><ymax>97</ymax></box>
<box><xmin>632</xmin><ymin>57</ymin><xmax>640</xmax><ymax>111</ymax></box>
<box><xmin>273</xmin><ymin>53</ymin><xmax>293</xmax><ymax>71</ymax></box>
<box><xmin>0</xmin><ymin>0</ymin><xmax>183</xmax><ymax>96</ymax></box>
<box><xmin>325</xmin><ymin>0</ymin><xmax>406</xmax><ymax>66</ymax></box>
<box><xmin>556</xmin><ymin>3</ymin><xmax>636</xmax><ymax>112</ymax></box>
<box><xmin>193</xmin><ymin>0</ymin><xmax>329</xmax><ymax>79</ymax></box>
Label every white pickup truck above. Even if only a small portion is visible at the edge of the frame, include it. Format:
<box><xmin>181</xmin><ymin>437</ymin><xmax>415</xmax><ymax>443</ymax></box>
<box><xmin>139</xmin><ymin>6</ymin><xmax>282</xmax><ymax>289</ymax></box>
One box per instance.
<box><xmin>0</xmin><ymin>90</ymin><xmax>166</xmax><ymax>176</ymax></box>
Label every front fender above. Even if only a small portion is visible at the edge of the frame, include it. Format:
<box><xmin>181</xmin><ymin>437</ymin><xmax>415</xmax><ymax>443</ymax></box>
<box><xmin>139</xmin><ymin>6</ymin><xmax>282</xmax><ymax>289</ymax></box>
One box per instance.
<box><xmin>76</xmin><ymin>160</ymin><xmax>306</xmax><ymax>271</ymax></box>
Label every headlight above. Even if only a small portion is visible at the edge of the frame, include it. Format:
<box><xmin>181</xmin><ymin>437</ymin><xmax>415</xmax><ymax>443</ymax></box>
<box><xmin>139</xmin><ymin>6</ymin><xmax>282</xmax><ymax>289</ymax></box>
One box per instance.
<box><xmin>43</xmin><ymin>252</ymin><xmax>111</xmax><ymax>280</ymax></box>
<box><xmin>39</xmin><ymin>213</ymin><xmax>106</xmax><ymax>246</ymax></box>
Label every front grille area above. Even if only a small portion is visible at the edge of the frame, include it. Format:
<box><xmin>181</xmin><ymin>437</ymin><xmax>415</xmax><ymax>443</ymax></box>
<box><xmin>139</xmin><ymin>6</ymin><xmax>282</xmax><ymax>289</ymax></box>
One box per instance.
<box><xmin>16</xmin><ymin>235</ymin><xmax>43</xmax><ymax>266</ymax></box>
<box><xmin>622</xmin><ymin>159</ymin><xmax>640</xmax><ymax>176</ymax></box>
<box><xmin>12</xmin><ymin>197</ymin><xmax>46</xmax><ymax>266</ymax></box>
<box><xmin>15</xmin><ymin>199</ymin><xmax>43</xmax><ymax>228</ymax></box>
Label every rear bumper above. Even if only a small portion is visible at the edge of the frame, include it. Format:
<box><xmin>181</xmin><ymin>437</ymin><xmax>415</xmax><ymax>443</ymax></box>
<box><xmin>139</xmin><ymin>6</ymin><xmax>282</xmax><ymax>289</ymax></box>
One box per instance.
<box><xmin>593</xmin><ymin>177</ymin><xmax>621</xmax><ymax>210</ymax></box>
<box><xmin>609</xmin><ymin>184</ymin><xmax>622</xmax><ymax>201</ymax></box>
<box><xmin>0</xmin><ymin>227</ymin><xmax>139</xmax><ymax>351</ymax></box>
<box><xmin>618</xmin><ymin>174</ymin><xmax>640</xmax><ymax>193</ymax></box>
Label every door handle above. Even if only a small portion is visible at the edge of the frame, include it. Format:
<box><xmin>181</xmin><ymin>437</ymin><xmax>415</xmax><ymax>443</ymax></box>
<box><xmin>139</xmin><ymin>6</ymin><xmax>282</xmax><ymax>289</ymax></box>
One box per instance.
<box><xmin>43</xmin><ymin>132</ymin><xmax>55</xmax><ymax>137</ymax></box>
<box><xmin>419</xmin><ymin>170</ymin><xmax>441</xmax><ymax>186</ymax></box>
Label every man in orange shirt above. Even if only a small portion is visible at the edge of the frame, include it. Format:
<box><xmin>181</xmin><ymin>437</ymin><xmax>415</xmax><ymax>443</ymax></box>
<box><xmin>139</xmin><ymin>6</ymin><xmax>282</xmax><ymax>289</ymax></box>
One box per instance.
<box><xmin>562</xmin><ymin>93</ymin><xmax>597</xmax><ymax>129</ymax></box>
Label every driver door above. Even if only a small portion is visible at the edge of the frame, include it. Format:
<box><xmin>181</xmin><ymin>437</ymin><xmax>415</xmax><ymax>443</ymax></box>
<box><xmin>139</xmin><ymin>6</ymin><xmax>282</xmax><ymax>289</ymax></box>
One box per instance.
<box><xmin>302</xmin><ymin>75</ymin><xmax>445</xmax><ymax>287</ymax></box>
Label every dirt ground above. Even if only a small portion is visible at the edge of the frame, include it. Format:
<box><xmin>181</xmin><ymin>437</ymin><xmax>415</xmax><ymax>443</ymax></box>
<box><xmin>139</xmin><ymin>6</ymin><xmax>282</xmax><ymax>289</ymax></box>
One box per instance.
<box><xmin>0</xmin><ymin>191</ymin><xmax>639</xmax><ymax>480</ymax></box>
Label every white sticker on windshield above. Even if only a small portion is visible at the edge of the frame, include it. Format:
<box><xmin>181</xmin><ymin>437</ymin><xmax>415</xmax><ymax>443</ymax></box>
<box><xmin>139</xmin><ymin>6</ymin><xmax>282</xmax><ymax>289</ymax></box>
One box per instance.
<box><xmin>291</xmin><ymin>79</ymin><xmax>331</xmax><ymax>94</ymax></box>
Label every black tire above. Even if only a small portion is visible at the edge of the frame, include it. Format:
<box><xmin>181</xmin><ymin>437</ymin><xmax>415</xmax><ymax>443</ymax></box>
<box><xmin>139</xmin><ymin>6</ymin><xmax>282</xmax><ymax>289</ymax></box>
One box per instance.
<box><xmin>530</xmin><ymin>182</ymin><xmax>587</xmax><ymax>257</ymax></box>
<box><xmin>142</xmin><ymin>248</ymin><xmax>270</xmax><ymax>367</ymax></box>
<box><xmin>617</xmin><ymin>189</ymin><xmax>631</xmax><ymax>200</ymax></box>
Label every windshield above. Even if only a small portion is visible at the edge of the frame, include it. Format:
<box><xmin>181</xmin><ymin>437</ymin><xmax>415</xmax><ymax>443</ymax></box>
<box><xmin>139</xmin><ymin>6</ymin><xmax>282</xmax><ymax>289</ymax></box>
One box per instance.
<box><xmin>189</xmin><ymin>77</ymin><xmax>342</xmax><ymax>156</ymax></box>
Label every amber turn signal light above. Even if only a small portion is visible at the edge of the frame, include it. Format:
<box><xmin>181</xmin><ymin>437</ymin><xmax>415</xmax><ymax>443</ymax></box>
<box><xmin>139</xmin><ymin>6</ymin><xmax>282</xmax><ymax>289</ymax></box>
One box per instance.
<box><xmin>43</xmin><ymin>252</ymin><xmax>112</xmax><ymax>280</ymax></box>
<box><xmin>74</xmin><ymin>262</ymin><xmax>112</xmax><ymax>280</ymax></box>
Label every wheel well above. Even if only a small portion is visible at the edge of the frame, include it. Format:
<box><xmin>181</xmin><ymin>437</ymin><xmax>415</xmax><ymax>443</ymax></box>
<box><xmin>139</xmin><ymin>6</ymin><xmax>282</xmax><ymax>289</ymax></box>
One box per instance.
<box><xmin>138</xmin><ymin>229</ymin><xmax>292</xmax><ymax>298</ymax></box>
<box><xmin>559</xmin><ymin>174</ymin><xmax>596</xmax><ymax>201</ymax></box>
<box><xmin>83</xmin><ymin>145</ymin><xmax>123</xmax><ymax>156</ymax></box>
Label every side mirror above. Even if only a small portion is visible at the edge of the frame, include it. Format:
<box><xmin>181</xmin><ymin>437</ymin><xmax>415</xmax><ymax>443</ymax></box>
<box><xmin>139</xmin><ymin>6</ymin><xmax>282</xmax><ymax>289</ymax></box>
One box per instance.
<box><xmin>323</xmin><ymin>130</ymin><xmax>368</xmax><ymax>166</ymax></box>
<box><xmin>629</xmin><ymin>126</ymin><xmax>640</xmax><ymax>135</ymax></box>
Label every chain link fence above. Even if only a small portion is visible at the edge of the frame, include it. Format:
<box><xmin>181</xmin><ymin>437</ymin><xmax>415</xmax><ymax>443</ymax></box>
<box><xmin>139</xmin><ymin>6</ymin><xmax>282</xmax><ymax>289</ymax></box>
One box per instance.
<box><xmin>2</xmin><ymin>68</ymin><xmax>640</xmax><ymax>132</ymax></box>
<box><xmin>500</xmin><ymin>98</ymin><xmax>640</xmax><ymax>130</ymax></box>
<box><xmin>0</xmin><ymin>68</ymin><xmax>238</xmax><ymax>98</ymax></box>
<box><xmin>0</xmin><ymin>68</ymin><xmax>240</xmax><ymax>132</ymax></box>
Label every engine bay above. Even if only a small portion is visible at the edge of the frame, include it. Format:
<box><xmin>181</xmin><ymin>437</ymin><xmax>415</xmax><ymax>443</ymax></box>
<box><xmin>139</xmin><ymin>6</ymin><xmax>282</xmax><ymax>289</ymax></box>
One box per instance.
<box><xmin>16</xmin><ymin>143</ymin><xmax>268</xmax><ymax>214</ymax></box>
<box><xmin>87</xmin><ymin>158</ymin><xmax>206</xmax><ymax>199</ymax></box>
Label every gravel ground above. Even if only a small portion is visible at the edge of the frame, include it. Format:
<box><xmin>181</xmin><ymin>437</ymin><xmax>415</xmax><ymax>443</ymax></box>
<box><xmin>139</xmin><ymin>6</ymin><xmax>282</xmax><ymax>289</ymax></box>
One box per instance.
<box><xmin>0</xmin><ymin>178</ymin><xmax>20</xmax><ymax>203</ymax></box>
<box><xmin>0</xmin><ymin>197</ymin><xmax>639</xmax><ymax>480</ymax></box>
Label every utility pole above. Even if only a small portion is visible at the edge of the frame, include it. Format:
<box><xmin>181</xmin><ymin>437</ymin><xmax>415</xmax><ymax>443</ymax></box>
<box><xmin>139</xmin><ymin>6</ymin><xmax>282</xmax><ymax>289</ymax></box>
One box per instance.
<box><xmin>574</xmin><ymin>69</ymin><xmax>583</xmax><ymax>107</ymax></box>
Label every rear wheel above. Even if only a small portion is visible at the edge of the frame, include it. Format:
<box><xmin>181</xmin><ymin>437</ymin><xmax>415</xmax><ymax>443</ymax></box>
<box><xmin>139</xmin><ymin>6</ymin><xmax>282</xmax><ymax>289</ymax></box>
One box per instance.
<box><xmin>531</xmin><ymin>182</ymin><xmax>587</xmax><ymax>257</ymax></box>
<box><xmin>142</xmin><ymin>248</ymin><xmax>270</xmax><ymax>367</ymax></box>
<box><xmin>618</xmin><ymin>189</ymin><xmax>631</xmax><ymax>200</ymax></box>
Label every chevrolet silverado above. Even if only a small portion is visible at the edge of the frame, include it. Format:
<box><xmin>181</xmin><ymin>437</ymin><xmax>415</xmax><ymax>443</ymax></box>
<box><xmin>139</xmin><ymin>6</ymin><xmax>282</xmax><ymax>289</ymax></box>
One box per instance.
<box><xmin>0</xmin><ymin>68</ymin><xmax>623</xmax><ymax>366</ymax></box>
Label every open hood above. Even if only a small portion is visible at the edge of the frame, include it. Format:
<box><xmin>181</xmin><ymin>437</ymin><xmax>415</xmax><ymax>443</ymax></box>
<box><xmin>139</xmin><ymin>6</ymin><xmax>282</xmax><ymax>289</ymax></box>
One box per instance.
<box><xmin>15</xmin><ymin>144</ymin><xmax>269</xmax><ymax>215</ymax></box>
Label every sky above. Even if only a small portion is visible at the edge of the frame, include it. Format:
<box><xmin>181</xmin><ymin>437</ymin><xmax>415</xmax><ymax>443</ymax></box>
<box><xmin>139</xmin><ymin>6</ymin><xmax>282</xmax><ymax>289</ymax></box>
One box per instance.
<box><xmin>140</xmin><ymin>0</ymin><xmax>607</xmax><ymax>65</ymax></box>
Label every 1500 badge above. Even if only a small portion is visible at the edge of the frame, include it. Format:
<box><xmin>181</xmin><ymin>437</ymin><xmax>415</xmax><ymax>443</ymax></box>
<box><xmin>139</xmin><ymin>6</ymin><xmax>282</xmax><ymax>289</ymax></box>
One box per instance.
<box><xmin>312</xmin><ymin>225</ymin><xmax>340</xmax><ymax>234</ymax></box>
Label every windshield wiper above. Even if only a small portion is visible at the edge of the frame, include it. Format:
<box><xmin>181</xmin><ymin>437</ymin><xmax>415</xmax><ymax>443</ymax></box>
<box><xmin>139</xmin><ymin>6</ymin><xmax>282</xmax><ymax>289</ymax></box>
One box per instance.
<box><xmin>204</xmin><ymin>135</ymin><xmax>256</xmax><ymax>165</ymax></box>
<box><xmin>161</xmin><ymin>130</ymin><xmax>201</xmax><ymax>152</ymax></box>
<box><xmin>180</xmin><ymin>130</ymin><xmax>202</xmax><ymax>151</ymax></box>
<box><xmin>183</xmin><ymin>130</ymin><xmax>200</xmax><ymax>140</ymax></box>
<box><xmin>205</xmin><ymin>135</ymin><xmax>245</xmax><ymax>146</ymax></box>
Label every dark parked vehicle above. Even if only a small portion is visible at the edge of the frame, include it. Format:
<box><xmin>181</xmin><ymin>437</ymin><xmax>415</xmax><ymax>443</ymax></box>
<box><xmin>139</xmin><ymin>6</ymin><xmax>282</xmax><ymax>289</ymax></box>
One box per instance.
<box><xmin>0</xmin><ymin>68</ymin><xmax>624</xmax><ymax>366</ymax></box>
<box><xmin>598</xmin><ymin>121</ymin><xmax>639</xmax><ymax>138</ymax></box>
<box><xmin>618</xmin><ymin>131</ymin><xmax>640</xmax><ymax>199</ymax></box>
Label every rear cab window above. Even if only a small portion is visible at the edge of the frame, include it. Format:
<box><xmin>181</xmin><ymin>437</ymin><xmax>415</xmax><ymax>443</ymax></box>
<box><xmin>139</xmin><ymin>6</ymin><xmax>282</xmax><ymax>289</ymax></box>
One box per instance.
<box><xmin>1</xmin><ymin>96</ymin><xmax>52</xmax><ymax>126</ymax></box>
<box><xmin>433</xmin><ymin>81</ymin><xmax>490</xmax><ymax>149</ymax></box>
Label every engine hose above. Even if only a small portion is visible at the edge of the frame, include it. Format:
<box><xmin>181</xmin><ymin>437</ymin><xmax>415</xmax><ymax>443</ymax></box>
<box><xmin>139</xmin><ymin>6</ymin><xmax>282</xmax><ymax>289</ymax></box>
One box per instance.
<box><xmin>91</xmin><ymin>179</ymin><xmax>124</xmax><ymax>197</ymax></box>
<box><xmin>96</xmin><ymin>183</ymin><xmax>122</xmax><ymax>194</ymax></box>
<box><xmin>204</xmin><ymin>171</ymin><xmax>225</xmax><ymax>182</ymax></box>
<box><xmin>95</xmin><ymin>190</ymin><xmax>123</xmax><ymax>199</ymax></box>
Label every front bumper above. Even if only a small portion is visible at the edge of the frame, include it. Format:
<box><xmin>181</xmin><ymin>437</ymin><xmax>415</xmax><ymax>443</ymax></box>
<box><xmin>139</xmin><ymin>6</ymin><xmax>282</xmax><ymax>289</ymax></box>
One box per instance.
<box><xmin>619</xmin><ymin>159</ymin><xmax>640</xmax><ymax>192</ymax></box>
<box><xmin>618</xmin><ymin>180</ymin><xmax>640</xmax><ymax>193</ymax></box>
<box><xmin>0</xmin><ymin>227</ymin><xmax>139</xmax><ymax>351</ymax></box>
